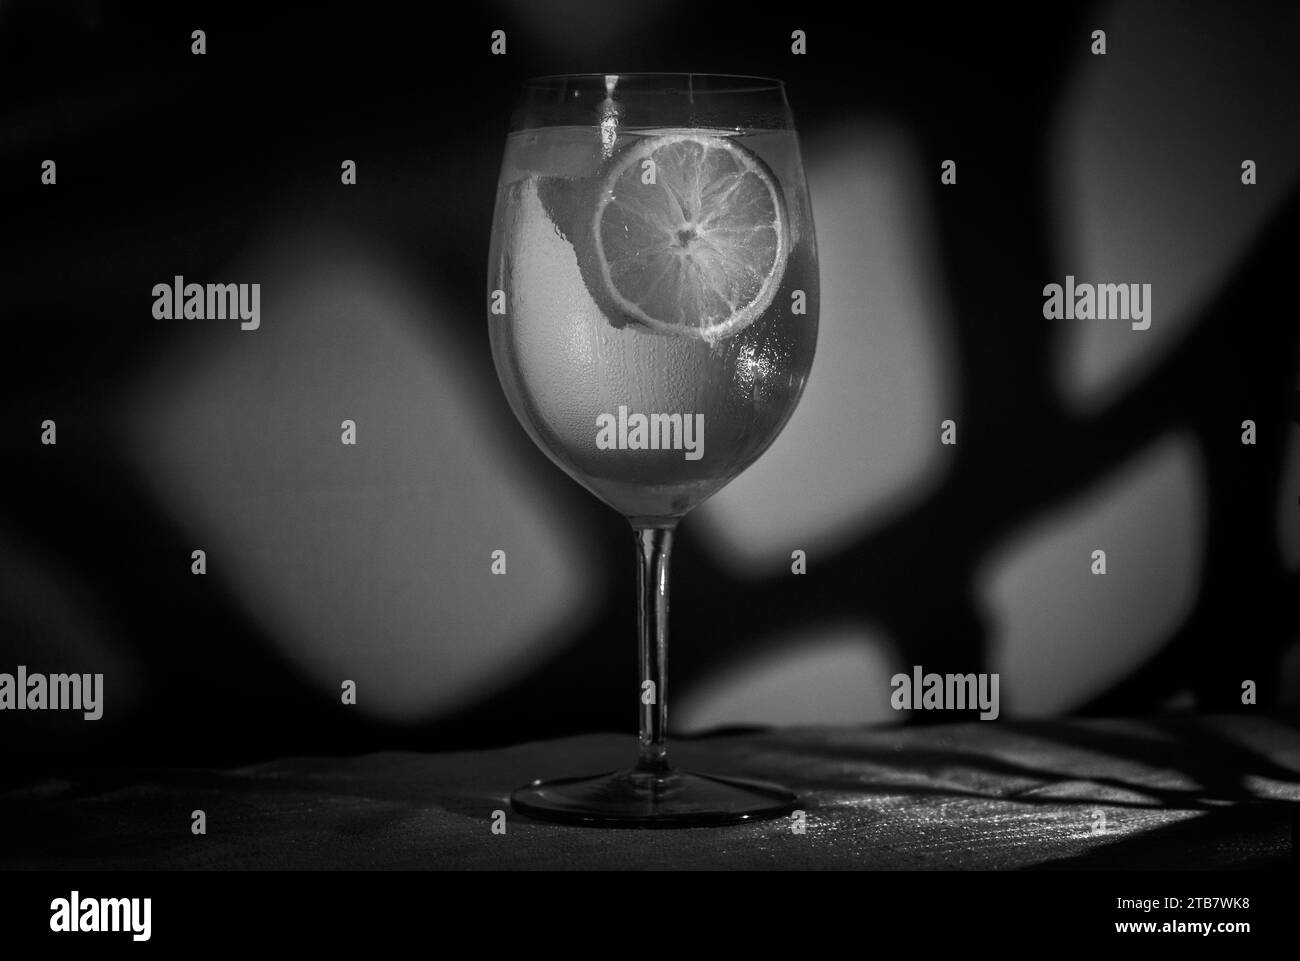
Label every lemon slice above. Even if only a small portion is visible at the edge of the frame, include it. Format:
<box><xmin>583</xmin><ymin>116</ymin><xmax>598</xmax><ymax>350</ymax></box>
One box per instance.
<box><xmin>591</xmin><ymin>131</ymin><xmax>789</xmax><ymax>343</ymax></box>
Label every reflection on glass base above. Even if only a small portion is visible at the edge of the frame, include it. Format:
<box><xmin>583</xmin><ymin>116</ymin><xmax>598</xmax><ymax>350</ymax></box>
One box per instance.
<box><xmin>510</xmin><ymin>768</ymin><xmax>799</xmax><ymax>828</ymax></box>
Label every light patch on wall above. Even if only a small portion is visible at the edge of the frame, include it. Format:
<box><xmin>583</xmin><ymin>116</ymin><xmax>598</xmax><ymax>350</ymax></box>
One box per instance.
<box><xmin>980</xmin><ymin>433</ymin><xmax>1205</xmax><ymax>716</ymax></box>
<box><xmin>126</xmin><ymin>227</ymin><xmax>597</xmax><ymax>723</ymax></box>
<box><xmin>672</xmin><ymin>622</ymin><xmax>903</xmax><ymax>733</ymax></box>
<box><xmin>694</xmin><ymin>121</ymin><xmax>955</xmax><ymax>576</ymax></box>
<box><xmin>1050</xmin><ymin>0</ymin><xmax>1300</xmax><ymax>413</ymax></box>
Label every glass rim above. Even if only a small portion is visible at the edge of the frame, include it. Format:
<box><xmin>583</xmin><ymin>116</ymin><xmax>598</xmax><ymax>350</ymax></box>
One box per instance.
<box><xmin>521</xmin><ymin>72</ymin><xmax>787</xmax><ymax>93</ymax></box>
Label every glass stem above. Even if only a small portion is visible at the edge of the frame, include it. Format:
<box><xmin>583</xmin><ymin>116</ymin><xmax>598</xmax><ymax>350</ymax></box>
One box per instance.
<box><xmin>633</xmin><ymin>524</ymin><xmax>675</xmax><ymax>774</ymax></box>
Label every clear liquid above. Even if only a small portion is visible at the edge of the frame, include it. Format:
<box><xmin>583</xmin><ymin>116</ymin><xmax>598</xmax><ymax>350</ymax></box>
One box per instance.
<box><xmin>488</xmin><ymin>125</ymin><xmax>819</xmax><ymax>523</ymax></box>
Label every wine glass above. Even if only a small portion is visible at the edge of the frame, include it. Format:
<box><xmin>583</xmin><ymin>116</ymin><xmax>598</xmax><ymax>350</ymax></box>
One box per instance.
<box><xmin>487</xmin><ymin>73</ymin><xmax>818</xmax><ymax>826</ymax></box>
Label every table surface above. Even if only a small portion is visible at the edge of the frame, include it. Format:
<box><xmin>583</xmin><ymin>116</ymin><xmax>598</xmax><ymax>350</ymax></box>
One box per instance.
<box><xmin>4</xmin><ymin>715</ymin><xmax>1298</xmax><ymax>870</ymax></box>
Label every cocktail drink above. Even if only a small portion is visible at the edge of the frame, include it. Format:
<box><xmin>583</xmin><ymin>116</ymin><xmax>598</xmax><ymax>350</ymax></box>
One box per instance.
<box><xmin>488</xmin><ymin>74</ymin><xmax>818</xmax><ymax>825</ymax></box>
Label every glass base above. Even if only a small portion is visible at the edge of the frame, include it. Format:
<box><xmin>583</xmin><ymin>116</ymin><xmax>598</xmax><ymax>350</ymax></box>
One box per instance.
<box><xmin>510</xmin><ymin>768</ymin><xmax>799</xmax><ymax>828</ymax></box>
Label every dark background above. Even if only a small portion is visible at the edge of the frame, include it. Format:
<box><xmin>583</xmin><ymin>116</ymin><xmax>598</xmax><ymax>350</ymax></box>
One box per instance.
<box><xmin>0</xmin><ymin>0</ymin><xmax>1297</xmax><ymax>773</ymax></box>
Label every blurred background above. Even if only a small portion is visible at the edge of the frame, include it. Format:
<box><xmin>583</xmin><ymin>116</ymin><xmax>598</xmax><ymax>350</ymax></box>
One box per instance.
<box><xmin>0</xmin><ymin>0</ymin><xmax>1297</xmax><ymax>771</ymax></box>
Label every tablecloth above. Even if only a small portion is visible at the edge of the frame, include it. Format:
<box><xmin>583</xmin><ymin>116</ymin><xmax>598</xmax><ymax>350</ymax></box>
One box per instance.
<box><xmin>3</xmin><ymin>715</ymin><xmax>1297</xmax><ymax>869</ymax></box>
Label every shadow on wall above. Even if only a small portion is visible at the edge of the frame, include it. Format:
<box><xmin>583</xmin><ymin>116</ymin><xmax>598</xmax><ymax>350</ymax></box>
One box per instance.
<box><xmin>0</xmin><ymin>0</ymin><xmax>1297</xmax><ymax>761</ymax></box>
